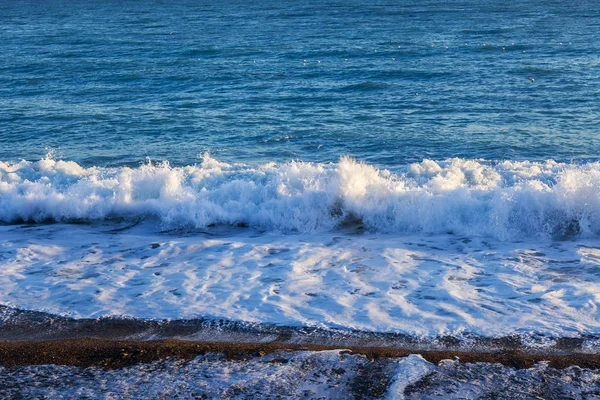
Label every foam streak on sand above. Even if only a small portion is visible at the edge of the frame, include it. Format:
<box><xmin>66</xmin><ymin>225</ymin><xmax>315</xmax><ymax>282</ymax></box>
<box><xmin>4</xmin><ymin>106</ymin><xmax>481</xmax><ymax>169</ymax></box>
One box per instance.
<box><xmin>1</xmin><ymin>155</ymin><xmax>600</xmax><ymax>239</ymax></box>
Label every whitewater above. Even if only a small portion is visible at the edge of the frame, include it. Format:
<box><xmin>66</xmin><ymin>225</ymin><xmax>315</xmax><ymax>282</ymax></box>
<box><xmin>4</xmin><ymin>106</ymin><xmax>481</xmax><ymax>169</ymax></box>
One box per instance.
<box><xmin>2</xmin><ymin>154</ymin><xmax>600</xmax><ymax>340</ymax></box>
<box><xmin>2</xmin><ymin>154</ymin><xmax>600</xmax><ymax>240</ymax></box>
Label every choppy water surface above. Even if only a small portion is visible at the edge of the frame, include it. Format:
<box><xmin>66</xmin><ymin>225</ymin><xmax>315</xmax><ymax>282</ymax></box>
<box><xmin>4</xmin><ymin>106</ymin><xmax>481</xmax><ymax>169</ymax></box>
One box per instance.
<box><xmin>1</xmin><ymin>0</ymin><xmax>599</xmax><ymax>166</ymax></box>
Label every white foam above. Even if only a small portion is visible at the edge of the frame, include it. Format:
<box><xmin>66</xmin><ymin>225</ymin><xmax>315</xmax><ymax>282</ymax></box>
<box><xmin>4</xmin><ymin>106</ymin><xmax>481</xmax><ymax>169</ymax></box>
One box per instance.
<box><xmin>2</xmin><ymin>155</ymin><xmax>600</xmax><ymax>239</ymax></box>
<box><xmin>1</xmin><ymin>223</ymin><xmax>599</xmax><ymax>338</ymax></box>
<box><xmin>387</xmin><ymin>355</ymin><xmax>434</xmax><ymax>399</ymax></box>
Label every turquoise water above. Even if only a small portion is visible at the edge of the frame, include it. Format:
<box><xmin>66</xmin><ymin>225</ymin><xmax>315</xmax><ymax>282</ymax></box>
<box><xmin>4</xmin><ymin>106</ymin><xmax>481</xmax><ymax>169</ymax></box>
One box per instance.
<box><xmin>2</xmin><ymin>0</ymin><xmax>599</xmax><ymax>167</ymax></box>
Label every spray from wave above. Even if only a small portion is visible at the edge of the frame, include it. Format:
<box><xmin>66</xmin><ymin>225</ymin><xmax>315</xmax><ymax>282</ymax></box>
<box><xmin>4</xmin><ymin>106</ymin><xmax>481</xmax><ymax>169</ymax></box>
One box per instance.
<box><xmin>1</xmin><ymin>154</ymin><xmax>600</xmax><ymax>239</ymax></box>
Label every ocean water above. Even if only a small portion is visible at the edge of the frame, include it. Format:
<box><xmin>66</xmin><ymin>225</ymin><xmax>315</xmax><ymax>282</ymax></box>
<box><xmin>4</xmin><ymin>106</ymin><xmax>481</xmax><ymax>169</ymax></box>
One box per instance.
<box><xmin>2</xmin><ymin>0</ymin><xmax>600</xmax><ymax>362</ymax></box>
<box><xmin>1</xmin><ymin>0</ymin><xmax>599</xmax><ymax>166</ymax></box>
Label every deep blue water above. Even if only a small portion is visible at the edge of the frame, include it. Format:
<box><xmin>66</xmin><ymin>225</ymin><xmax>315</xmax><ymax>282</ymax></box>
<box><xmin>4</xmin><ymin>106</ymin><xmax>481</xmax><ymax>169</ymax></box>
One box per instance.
<box><xmin>1</xmin><ymin>0</ymin><xmax>599</xmax><ymax>167</ymax></box>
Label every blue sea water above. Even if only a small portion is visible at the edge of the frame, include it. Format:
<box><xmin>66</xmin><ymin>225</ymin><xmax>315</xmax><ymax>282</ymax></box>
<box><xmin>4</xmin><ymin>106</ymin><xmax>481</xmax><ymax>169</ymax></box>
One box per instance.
<box><xmin>1</xmin><ymin>0</ymin><xmax>599</xmax><ymax>167</ymax></box>
<box><xmin>4</xmin><ymin>4</ymin><xmax>600</xmax><ymax>394</ymax></box>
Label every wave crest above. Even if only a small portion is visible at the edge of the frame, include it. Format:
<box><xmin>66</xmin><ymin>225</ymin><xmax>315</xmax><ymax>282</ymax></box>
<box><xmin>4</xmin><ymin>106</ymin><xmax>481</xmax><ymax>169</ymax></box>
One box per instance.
<box><xmin>1</xmin><ymin>155</ymin><xmax>600</xmax><ymax>239</ymax></box>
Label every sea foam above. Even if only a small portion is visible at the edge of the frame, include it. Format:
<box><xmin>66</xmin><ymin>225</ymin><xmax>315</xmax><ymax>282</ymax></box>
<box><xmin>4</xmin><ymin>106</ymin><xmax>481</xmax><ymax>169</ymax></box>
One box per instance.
<box><xmin>1</xmin><ymin>155</ymin><xmax>600</xmax><ymax>239</ymax></box>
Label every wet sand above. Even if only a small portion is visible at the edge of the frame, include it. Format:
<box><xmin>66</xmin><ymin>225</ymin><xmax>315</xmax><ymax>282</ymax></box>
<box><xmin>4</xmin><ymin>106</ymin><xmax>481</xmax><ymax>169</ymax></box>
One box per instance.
<box><xmin>2</xmin><ymin>307</ymin><xmax>598</xmax><ymax>370</ymax></box>
<box><xmin>1</xmin><ymin>338</ymin><xmax>600</xmax><ymax>370</ymax></box>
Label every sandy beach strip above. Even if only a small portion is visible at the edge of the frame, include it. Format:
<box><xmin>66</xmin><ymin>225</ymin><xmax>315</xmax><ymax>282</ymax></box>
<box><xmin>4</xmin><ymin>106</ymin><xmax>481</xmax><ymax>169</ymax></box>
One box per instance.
<box><xmin>1</xmin><ymin>338</ymin><xmax>599</xmax><ymax>370</ymax></box>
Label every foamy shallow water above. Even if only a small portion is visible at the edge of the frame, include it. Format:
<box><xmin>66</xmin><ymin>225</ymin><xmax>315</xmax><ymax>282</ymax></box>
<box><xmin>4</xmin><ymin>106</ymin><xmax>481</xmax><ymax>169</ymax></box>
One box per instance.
<box><xmin>2</xmin><ymin>156</ymin><xmax>600</xmax><ymax>344</ymax></box>
<box><xmin>1</xmin><ymin>220</ymin><xmax>599</xmax><ymax>340</ymax></box>
<box><xmin>2</xmin><ymin>352</ymin><xmax>600</xmax><ymax>399</ymax></box>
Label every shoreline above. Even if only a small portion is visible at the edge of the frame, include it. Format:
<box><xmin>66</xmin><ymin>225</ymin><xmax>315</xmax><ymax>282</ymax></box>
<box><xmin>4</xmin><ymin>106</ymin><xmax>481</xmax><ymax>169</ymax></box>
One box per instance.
<box><xmin>2</xmin><ymin>306</ymin><xmax>600</xmax><ymax>370</ymax></box>
<box><xmin>2</xmin><ymin>338</ymin><xmax>600</xmax><ymax>370</ymax></box>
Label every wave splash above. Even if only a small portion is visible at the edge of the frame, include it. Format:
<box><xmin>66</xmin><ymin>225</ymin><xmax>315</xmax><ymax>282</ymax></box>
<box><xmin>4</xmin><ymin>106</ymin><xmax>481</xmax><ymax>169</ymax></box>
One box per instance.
<box><xmin>1</xmin><ymin>154</ymin><xmax>600</xmax><ymax>239</ymax></box>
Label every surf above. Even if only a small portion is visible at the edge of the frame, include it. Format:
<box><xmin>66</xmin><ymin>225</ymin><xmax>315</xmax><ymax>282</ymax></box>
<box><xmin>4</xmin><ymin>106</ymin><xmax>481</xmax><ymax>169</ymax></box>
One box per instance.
<box><xmin>1</xmin><ymin>154</ymin><xmax>600</xmax><ymax>240</ymax></box>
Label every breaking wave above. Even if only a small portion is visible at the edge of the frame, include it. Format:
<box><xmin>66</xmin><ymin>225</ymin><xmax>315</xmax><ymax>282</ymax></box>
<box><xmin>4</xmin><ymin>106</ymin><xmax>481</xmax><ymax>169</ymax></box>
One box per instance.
<box><xmin>2</xmin><ymin>154</ymin><xmax>600</xmax><ymax>239</ymax></box>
